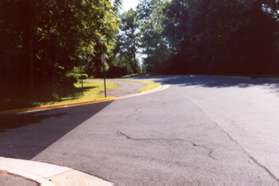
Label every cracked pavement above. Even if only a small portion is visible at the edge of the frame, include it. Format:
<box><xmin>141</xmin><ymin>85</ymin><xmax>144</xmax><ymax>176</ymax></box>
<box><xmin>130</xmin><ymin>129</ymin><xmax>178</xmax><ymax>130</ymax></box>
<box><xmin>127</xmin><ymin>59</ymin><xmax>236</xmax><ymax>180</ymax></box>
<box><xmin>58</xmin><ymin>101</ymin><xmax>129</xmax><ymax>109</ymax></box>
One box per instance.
<box><xmin>1</xmin><ymin>76</ymin><xmax>279</xmax><ymax>185</ymax></box>
<box><xmin>117</xmin><ymin>131</ymin><xmax>217</xmax><ymax>160</ymax></box>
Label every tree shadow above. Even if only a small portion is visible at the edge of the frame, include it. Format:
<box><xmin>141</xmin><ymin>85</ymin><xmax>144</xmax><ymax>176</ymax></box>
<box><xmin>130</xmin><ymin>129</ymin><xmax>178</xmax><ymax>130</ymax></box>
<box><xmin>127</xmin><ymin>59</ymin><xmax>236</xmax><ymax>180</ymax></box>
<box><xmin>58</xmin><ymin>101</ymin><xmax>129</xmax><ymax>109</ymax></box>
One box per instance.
<box><xmin>0</xmin><ymin>101</ymin><xmax>112</xmax><ymax>159</ymax></box>
<box><xmin>0</xmin><ymin>84</ymin><xmax>98</xmax><ymax>111</ymax></box>
<box><xmin>132</xmin><ymin>75</ymin><xmax>279</xmax><ymax>92</ymax></box>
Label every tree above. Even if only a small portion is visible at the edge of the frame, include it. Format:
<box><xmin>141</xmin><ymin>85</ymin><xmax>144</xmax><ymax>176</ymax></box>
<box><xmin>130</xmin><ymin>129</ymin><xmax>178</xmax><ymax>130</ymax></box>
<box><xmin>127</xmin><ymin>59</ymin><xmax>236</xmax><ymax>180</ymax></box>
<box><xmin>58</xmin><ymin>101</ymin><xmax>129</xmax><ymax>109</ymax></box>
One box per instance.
<box><xmin>137</xmin><ymin>0</ymin><xmax>171</xmax><ymax>73</ymax></box>
<box><xmin>137</xmin><ymin>0</ymin><xmax>279</xmax><ymax>75</ymax></box>
<box><xmin>0</xmin><ymin>0</ymin><xmax>119</xmax><ymax>102</ymax></box>
<box><xmin>113</xmin><ymin>0</ymin><xmax>122</xmax><ymax>14</ymax></box>
<box><xmin>114</xmin><ymin>9</ymin><xmax>140</xmax><ymax>73</ymax></box>
<box><xmin>163</xmin><ymin>0</ymin><xmax>189</xmax><ymax>53</ymax></box>
<box><xmin>181</xmin><ymin>0</ymin><xmax>279</xmax><ymax>74</ymax></box>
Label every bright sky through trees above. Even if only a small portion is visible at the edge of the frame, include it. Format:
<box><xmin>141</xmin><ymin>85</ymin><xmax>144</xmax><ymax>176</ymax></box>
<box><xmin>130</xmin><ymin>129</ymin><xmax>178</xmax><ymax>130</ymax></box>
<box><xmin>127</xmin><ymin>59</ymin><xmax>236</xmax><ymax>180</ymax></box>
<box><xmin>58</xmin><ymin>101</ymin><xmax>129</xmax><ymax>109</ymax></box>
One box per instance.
<box><xmin>122</xmin><ymin>0</ymin><xmax>139</xmax><ymax>11</ymax></box>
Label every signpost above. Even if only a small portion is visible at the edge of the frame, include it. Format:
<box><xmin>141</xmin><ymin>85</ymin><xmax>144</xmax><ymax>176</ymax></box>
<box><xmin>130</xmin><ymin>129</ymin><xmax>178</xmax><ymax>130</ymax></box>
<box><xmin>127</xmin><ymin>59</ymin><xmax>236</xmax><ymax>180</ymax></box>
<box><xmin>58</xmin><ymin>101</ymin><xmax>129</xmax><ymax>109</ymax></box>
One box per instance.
<box><xmin>101</xmin><ymin>53</ymin><xmax>107</xmax><ymax>98</ymax></box>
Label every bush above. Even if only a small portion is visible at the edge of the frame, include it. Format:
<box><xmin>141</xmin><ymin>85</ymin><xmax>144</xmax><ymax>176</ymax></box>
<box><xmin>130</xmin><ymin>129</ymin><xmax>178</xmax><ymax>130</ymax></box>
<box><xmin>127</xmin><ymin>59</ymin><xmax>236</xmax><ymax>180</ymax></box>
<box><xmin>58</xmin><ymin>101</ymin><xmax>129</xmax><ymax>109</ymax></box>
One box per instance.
<box><xmin>79</xmin><ymin>74</ymin><xmax>88</xmax><ymax>80</ymax></box>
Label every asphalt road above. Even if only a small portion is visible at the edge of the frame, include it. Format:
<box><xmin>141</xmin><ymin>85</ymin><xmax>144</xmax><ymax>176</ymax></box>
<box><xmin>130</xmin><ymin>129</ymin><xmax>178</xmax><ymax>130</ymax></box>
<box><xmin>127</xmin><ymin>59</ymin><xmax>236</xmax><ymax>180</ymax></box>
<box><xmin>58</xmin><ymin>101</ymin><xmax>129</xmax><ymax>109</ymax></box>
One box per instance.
<box><xmin>1</xmin><ymin>75</ymin><xmax>279</xmax><ymax>185</ymax></box>
<box><xmin>108</xmin><ymin>79</ymin><xmax>143</xmax><ymax>97</ymax></box>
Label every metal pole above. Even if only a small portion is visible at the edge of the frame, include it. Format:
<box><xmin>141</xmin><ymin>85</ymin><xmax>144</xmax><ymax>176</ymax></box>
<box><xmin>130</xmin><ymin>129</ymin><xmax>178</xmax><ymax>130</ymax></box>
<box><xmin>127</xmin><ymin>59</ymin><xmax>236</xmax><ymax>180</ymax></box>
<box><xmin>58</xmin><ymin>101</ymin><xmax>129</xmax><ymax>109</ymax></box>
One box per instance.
<box><xmin>102</xmin><ymin>53</ymin><xmax>107</xmax><ymax>98</ymax></box>
<box><xmin>104</xmin><ymin>72</ymin><xmax>107</xmax><ymax>98</ymax></box>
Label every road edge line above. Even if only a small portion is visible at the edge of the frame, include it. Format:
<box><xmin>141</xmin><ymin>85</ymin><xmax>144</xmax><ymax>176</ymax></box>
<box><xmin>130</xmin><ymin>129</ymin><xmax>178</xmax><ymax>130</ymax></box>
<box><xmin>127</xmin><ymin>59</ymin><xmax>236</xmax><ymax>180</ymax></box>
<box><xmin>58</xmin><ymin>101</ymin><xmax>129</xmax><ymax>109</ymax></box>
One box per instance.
<box><xmin>116</xmin><ymin>84</ymin><xmax>170</xmax><ymax>100</ymax></box>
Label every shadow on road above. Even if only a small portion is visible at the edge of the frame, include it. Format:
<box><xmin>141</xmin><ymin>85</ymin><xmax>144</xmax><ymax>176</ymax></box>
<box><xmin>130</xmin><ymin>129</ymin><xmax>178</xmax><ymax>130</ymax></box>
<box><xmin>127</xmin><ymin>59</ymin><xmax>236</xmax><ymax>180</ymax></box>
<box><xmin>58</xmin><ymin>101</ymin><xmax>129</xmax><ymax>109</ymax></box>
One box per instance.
<box><xmin>0</xmin><ymin>102</ymin><xmax>112</xmax><ymax>159</ymax></box>
<box><xmin>134</xmin><ymin>75</ymin><xmax>279</xmax><ymax>92</ymax></box>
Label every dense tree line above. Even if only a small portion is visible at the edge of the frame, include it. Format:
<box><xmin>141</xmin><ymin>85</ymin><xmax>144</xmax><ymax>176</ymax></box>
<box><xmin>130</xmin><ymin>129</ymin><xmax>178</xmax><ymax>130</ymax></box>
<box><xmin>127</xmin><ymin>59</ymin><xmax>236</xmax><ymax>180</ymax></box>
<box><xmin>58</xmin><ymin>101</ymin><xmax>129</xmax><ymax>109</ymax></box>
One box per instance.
<box><xmin>136</xmin><ymin>0</ymin><xmax>279</xmax><ymax>75</ymax></box>
<box><xmin>0</xmin><ymin>0</ymin><xmax>119</xmax><ymax>102</ymax></box>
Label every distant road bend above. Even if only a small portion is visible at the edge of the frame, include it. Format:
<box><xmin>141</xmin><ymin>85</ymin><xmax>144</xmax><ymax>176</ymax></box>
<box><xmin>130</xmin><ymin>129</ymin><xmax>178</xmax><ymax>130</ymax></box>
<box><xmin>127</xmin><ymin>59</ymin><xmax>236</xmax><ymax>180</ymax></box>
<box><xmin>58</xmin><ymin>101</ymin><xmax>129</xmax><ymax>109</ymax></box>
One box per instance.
<box><xmin>1</xmin><ymin>75</ymin><xmax>279</xmax><ymax>185</ymax></box>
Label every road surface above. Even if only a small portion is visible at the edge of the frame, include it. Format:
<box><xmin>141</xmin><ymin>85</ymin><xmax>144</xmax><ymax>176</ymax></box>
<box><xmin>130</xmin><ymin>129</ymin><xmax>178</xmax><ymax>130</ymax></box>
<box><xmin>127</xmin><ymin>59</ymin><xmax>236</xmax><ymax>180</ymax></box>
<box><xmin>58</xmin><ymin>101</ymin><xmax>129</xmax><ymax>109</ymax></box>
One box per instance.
<box><xmin>1</xmin><ymin>75</ymin><xmax>279</xmax><ymax>185</ymax></box>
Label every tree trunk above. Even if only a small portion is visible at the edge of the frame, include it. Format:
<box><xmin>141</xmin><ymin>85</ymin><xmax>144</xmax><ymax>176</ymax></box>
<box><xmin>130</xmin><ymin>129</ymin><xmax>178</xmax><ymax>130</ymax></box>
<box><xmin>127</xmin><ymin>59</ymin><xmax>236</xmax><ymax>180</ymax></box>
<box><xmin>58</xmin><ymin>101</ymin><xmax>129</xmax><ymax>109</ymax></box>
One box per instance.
<box><xmin>22</xmin><ymin>0</ymin><xmax>34</xmax><ymax>95</ymax></box>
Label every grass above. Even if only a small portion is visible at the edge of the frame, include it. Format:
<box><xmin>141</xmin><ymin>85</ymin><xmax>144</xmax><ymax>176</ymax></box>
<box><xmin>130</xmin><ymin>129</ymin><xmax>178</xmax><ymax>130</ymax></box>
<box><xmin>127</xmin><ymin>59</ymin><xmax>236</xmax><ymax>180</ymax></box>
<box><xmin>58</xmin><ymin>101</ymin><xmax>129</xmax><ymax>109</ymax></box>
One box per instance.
<box><xmin>136</xmin><ymin>80</ymin><xmax>161</xmax><ymax>93</ymax></box>
<box><xmin>0</xmin><ymin>78</ymin><xmax>159</xmax><ymax>111</ymax></box>
<box><xmin>32</xmin><ymin>79</ymin><xmax>117</xmax><ymax>107</ymax></box>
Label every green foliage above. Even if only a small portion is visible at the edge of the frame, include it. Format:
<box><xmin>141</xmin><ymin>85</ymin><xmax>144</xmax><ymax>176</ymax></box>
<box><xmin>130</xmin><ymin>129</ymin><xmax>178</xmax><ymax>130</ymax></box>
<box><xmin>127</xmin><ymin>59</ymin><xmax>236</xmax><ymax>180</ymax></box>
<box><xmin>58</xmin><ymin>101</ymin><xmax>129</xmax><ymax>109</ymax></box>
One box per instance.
<box><xmin>175</xmin><ymin>0</ymin><xmax>279</xmax><ymax>74</ymax></box>
<box><xmin>137</xmin><ymin>0</ymin><xmax>279</xmax><ymax>75</ymax></box>
<box><xmin>137</xmin><ymin>0</ymin><xmax>171</xmax><ymax>73</ymax></box>
<box><xmin>0</xmin><ymin>0</ymin><xmax>119</xmax><ymax>80</ymax></box>
<box><xmin>112</xmin><ymin>9</ymin><xmax>140</xmax><ymax>74</ymax></box>
<box><xmin>0</xmin><ymin>0</ymin><xmax>119</xmax><ymax>106</ymax></box>
<box><xmin>66</xmin><ymin>70</ymin><xmax>88</xmax><ymax>81</ymax></box>
<box><xmin>113</xmin><ymin>0</ymin><xmax>122</xmax><ymax>14</ymax></box>
<box><xmin>163</xmin><ymin>0</ymin><xmax>190</xmax><ymax>53</ymax></box>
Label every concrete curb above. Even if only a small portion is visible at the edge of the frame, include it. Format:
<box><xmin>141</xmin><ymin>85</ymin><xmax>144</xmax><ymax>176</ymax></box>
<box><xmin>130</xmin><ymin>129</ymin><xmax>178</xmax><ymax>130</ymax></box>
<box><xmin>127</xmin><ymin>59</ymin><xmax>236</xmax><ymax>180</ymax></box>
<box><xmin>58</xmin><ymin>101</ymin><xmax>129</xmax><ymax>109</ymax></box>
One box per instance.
<box><xmin>117</xmin><ymin>84</ymin><xmax>170</xmax><ymax>100</ymax></box>
<box><xmin>0</xmin><ymin>157</ymin><xmax>113</xmax><ymax>186</ymax></box>
<box><xmin>0</xmin><ymin>98</ymin><xmax>115</xmax><ymax>115</ymax></box>
<box><xmin>0</xmin><ymin>83</ymin><xmax>170</xmax><ymax>115</ymax></box>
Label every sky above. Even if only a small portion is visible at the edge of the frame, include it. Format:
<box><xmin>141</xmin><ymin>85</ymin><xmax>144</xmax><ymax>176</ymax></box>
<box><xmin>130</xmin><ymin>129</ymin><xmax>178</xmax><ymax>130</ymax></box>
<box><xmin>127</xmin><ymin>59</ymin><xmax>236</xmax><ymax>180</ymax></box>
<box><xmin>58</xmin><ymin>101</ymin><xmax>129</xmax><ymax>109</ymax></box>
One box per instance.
<box><xmin>122</xmin><ymin>0</ymin><xmax>139</xmax><ymax>12</ymax></box>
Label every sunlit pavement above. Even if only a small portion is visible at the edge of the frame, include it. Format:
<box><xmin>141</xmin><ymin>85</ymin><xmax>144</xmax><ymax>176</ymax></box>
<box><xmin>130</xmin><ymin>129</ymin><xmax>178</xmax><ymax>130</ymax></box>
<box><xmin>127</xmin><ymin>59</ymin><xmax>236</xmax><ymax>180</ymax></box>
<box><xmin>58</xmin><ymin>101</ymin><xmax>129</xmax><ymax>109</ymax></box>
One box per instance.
<box><xmin>1</xmin><ymin>75</ymin><xmax>279</xmax><ymax>185</ymax></box>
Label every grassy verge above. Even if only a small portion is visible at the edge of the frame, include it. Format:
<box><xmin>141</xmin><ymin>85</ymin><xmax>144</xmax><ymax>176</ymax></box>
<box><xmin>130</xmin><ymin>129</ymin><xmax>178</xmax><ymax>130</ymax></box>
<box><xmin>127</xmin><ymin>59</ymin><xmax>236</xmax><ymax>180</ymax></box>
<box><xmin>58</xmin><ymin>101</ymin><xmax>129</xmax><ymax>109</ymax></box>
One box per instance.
<box><xmin>32</xmin><ymin>79</ymin><xmax>117</xmax><ymax>107</ymax></box>
<box><xmin>136</xmin><ymin>80</ymin><xmax>161</xmax><ymax>93</ymax></box>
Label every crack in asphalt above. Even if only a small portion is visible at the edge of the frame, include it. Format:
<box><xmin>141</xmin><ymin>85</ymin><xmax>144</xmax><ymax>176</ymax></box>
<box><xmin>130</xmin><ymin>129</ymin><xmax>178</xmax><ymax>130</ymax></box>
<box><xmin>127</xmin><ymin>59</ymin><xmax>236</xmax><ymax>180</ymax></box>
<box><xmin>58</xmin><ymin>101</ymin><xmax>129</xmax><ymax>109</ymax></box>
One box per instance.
<box><xmin>118</xmin><ymin>131</ymin><xmax>216</xmax><ymax>160</ymax></box>
<box><xmin>223</xmin><ymin>131</ymin><xmax>279</xmax><ymax>184</ymax></box>
<box><xmin>191</xmin><ymin>142</ymin><xmax>216</xmax><ymax>160</ymax></box>
<box><xmin>184</xmin><ymin>97</ymin><xmax>279</xmax><ymax>184</ymax></box>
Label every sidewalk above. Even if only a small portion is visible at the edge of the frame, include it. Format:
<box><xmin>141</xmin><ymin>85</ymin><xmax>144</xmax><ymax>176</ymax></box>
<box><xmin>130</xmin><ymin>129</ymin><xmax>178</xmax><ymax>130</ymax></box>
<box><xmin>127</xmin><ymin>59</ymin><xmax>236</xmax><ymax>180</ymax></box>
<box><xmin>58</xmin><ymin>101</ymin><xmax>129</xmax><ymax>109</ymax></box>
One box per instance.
<box><xmin>0</xmin><ymin>172</ymin><xmax>38</xmax><ymax>186</ymax></box>
<box><xmin>0</xmin><ymin>157</ymin><xmax>113</xmax><ymax>186</ymax></box>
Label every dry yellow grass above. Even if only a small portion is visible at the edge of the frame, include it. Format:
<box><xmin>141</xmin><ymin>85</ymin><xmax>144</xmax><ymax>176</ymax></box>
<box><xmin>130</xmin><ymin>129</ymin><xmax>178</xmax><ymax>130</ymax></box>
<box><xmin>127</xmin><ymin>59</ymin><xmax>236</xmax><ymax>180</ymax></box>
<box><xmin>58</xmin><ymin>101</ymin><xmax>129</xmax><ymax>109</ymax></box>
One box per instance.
<box><xmin>35</xmin><ymin>79</ymin><xmax>117</xmax><ymax>107</ymax></box>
